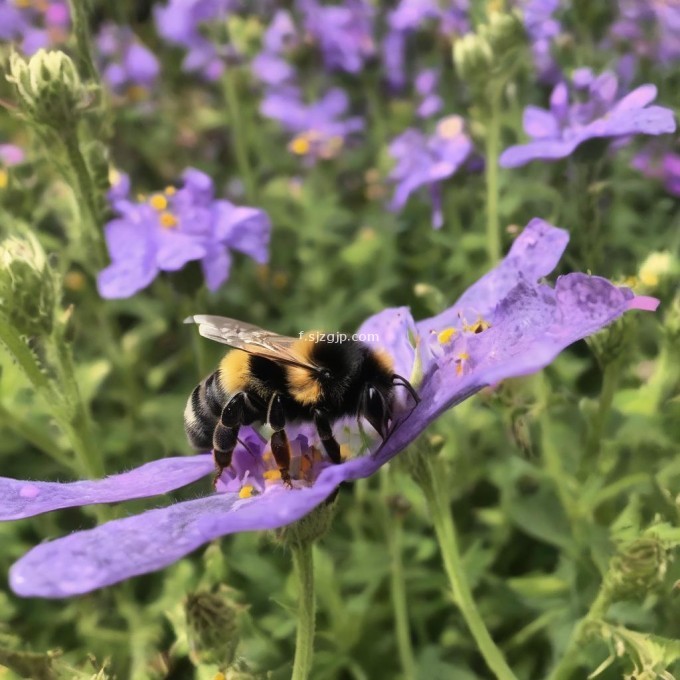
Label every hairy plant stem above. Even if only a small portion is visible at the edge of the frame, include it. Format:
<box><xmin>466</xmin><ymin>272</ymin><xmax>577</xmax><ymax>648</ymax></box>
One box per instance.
<box><xmin>381</xmin><ymin>468</ymin><xmax>417</xmax><ymax>680</ymax></box>
<box><xmin>223</xmin><ymin>68</ymin><xmax>256</xmax><ymax>202</ymax></box>
<box><xmin>67</xmin><ymin>0</ymin><xmax>99</xmax><ymax>82</ymax></box>
<box><xmin>291</xmin><ymin>541</ymin><xmax>316</xmax><ymax>680</ymax></box>
<box><xmin>484</xmin><ymin>87</ymin><xmax>502</xmax><ymax>265</ymax></box>
<box><xmin>546</xmin><ymin>587</ymin><xmax>610</xmax><ymax>680</ymax></box>
<box><xmin>420</xmin><ymin>456</ymin><xmax>518</xmax><ymax>680</ymax></box>
<box><xmin>585</xmin><ymin>361</ymin><xmax>620</xmax><ymax>458</ymax></box>
<box><xmin>62</xmin><ymin>130</ymin><xmax>106</xmax><ymax>268</ymax></box>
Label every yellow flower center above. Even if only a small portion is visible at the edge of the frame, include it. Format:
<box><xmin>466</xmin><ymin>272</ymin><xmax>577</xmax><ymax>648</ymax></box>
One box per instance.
<box><xmin>0</xmin><ymin>170</ymin><xmax>8</xmax><ymax>190</ymax></box>
<box><xmin>437</xmin><ymin>327</ymin><xmax>456</xmax><ymax>344</ymax></box>
<box><xmin>164</xmin><ymin>186</ymin><xmax>177</xmax><ymax>196</ymax></box>
<box><xmin>238</xmin><ymin>485</ymin><xmax>254</xmax><ymax>499</ymax></box>
<box><xmin>159</xmin><ymin>212</ymin><xmax>178</xmax><ymax>229</ymax></box>
<box><xmin>289</xmin><ymin>135</ymin><xmax>311</xmax><ymax>155</ymax></box>
<box><xmin>149</xmin><ymin>194</ymin><xmax>168</xmax><ymax>211</ymax></box>
<box><xmin>263</xmin><ymin>469</ymin><xmax>281</xmax><ymax>481</ymax></box>
<box><xmin>463</xmin><ymin>317</ymin><xmax>491</xmax><ymax>334</ymax></box>
<box><xmin>437</xmin><ymin>115</ymin><xmax>464</xmax><ymax>140</ymax></box>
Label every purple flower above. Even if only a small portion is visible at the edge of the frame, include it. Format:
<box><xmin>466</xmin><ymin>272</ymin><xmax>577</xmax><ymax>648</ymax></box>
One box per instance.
<box><xmin>632</xmin><ymin>144</ymin><xmax>680</xmax><ymax>196</ymax></box>
<box><xmin>260</xmin><ymin>86</ymin><xmax>363</xmax><ymax>161</ymax></box>
<box><xmin>610</xmin><ymin>0</ymin><xmax>680</xmax><ymax>64</ymax></box>
<box><xmin>415</xmin><ymin>69</ymin><xmax>443</xmax><ymax>118</ymax></box>
<box><xmin>518</xmin><ymin>0</ymin><xmax>563</xmax><ymax>83</ymax></box>
<box><xmin>251</xmin><ymin>10</ymin><xmax>299</xmax><ymax>87</ymax></box>
<box><xmin>499</xmin><ymin>70</ymin><xmax>677</xmax><ymax>168</ymax></box>
<box><xmin>0</xmin><ymin>0</ymin><xmax>69</xmax><ymax>55</ymax></box>
<box><xmin>154</xmin><ymin>0</ymin><xmax>235</xmax><ymax>80</ymax></box>
<box><xmin>1</xmin><ymin>219</ymin><xmax>658</xmax><ymax>598</ymax></box>
<box><xmin>0</xmin><ymin>144</ymin><xmax>25</xmax><ymax>167</ymax></box>
<box><xmin>300</xmin><ymin>0</ymin><xmax>375</xmax><ymax>74</ymax></box>
<box><xmin>96</xmin><ymin>23</ymin><xmax>160</xmax><ymax>97</ymax></box>
<box><xmin>388</xmin><ymin>115</ymin><xmax>473</xmax><ymax>228</ymax></box>
<box><xmin>382</xmin><ymin>0</ymin><xmax>469</xmax><ymax>90</ymax></box>
<box><xmin>97</xmin><ymin>168</ymin><xmax>271</xmax><ymax>298</ymax></box>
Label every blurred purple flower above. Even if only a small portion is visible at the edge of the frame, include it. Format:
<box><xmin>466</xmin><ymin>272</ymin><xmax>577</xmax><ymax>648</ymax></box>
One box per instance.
<box><xmin>0</xmin><ymin>144</ymin><xmax>25</xmax><ymax>167</ymax></box>
<box><xmin>251</xmin><ymin>9</ymin><xmax>299</xmax><ymax>87</ymax></box>
<box><xmin>611</xmin><ymin>0</ymin><xmax>680</xmax><ymax>64</ymax></box>
<box><xmin>260</xmin><ymin>86</ymin><xmax>363</xmax><ymax>161</ymax></box>
<box><xmin>383</xmin><ymin>0</ymin><xmax>469</xmax><ymax>90</ymax></box>
<box><xmin>518</xmin><ymin>0</ymin><xmax>563</xmax><ymax>83</ymax></box>
<box><xmin>0</xmin><ymin>0</ymin><xmax>69</xmax><ymax>54</ymax></box>
<box><xmin>154</xmin><ymin>0</ymin><xmax>235</xmax><ymax>80</ymax></box>
<box><xmin>632</xmin><ymin>144</ymin><xmax>680</xmax><ymax>196</ymax></box>
<box><xmin>96</xmin><ymin>23</ymin><xmax>160</xmax><ymax>97</ymax></box>
<box><xmin>98</xmin><ymin>168</ymin><xmax>271</xmax><ymax>298</ymax></box>
<box><xmin>415</xmin><ymin>69</ymin><xmax>443</xmax><ymax>118</ymax></box>
<box><xmin>500</xmin><ymin>70</ymin><xmax>676</xmax><ymax>168</ymax></box>
<box><xmin>2</xmin><ymin>219</ymin><xmax>659</xmax><ymax>598</ymax></box>
<box><xmin>300</xmin><ymin>0</ymin><xmax>376</xmax><ymax>74</ymax></box>
<box><xmin>388</xmin><ymin>115</ymin><xmax>473</xmax><ymax>228</ymax></box>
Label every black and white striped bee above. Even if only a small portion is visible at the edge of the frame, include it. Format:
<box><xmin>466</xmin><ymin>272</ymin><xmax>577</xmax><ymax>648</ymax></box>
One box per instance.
<box><xmin>183</xmin><ymin>315</ymin><xmax>419</xmax><ymax>486</ymax></box>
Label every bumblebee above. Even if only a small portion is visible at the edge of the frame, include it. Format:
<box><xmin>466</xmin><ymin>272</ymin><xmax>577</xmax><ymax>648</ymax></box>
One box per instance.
<box><xmin>183</xmin><ymin>315</ymin><xmax>419</xmax><ymax>485</ymax></box>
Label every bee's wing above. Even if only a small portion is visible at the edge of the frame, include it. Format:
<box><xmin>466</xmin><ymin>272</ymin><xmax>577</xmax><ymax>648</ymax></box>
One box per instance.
<box><xmin>184</xmin><ymin>315</ymin><xmax>318</xmax><ymax>370</ymax></box>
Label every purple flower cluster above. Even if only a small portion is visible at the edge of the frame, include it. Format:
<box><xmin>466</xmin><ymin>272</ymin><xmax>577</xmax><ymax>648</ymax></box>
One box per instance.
<box><xmin>261</xmin><ymin>86</ymin><xmax>363</xmax><ymax>163</ymax></box>
<box><xmin>383</xmin><ymin>0</ymin><xmax>470</xmax><ymax>91</ymax></box>
<box><xmin>632</xmin><ymin>144</ymin><xmax>680</xmax><ymax>196</ymax></box>
<box><xmin>388</xmin><ymin>115</ymin><xmax>474</xmax><ymax>228</ymax></box>
<box><xmin>1</xmin><ymin>219</ymin><xmax>658</xmax><ymax>598</ymax></box>
<box><xmin>251</xmin><ymin>9</ymin><xmax>299</xmax><ymax>87</ymax></box>
<box><xmin>154</xmin><ymin>0</ymin><xmax>234</xmax><ymax>80</ymax></box>
<box><xmin>0</xmin><ymin>0</ymin><xmax>69</xmax><ymax>54</ymax></box>
<box><xmin>96</xmin><ymin>23</ymin><xmax>160</xmax><ymax>98</ymax></box>
<box><xmin>611</xmin><ymin>0</ymin><xmax>680</xmax><ymax>64</ymax></box>
<box><xmin>519</xmin><ymin>0</ymin><xmax>563</xmax><ymax>83</ymax></box>
<box><xmin>98</xmin><ymin>168</ymin><xmax>271</xmax><ymax>298</ymax></box>
<box><xmin>500</xmin><ymin>69</ymin><xmax>676</xmax><ymax>167</ymax></box>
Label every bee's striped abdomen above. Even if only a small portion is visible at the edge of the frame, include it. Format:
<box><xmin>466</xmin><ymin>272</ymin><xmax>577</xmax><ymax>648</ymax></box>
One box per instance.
<box><xmin>184</xmin><ymin>370</ymin><xmax>229</xmax><ymax>450</ymax></box>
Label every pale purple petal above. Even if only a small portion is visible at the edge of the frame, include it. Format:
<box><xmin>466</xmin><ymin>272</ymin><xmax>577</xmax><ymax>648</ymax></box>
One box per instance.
<box><xmin>499</xmin><ymin>139</ymin><xmax>579</xmax><ymax>167</ymax></box>
<box><xmin>418</xmin><ymin>218</ymin><xmax>569</xmax><ymax>332</ymax></box>
<box><xmin>201</xmin><ymin>248</ymin><xmax>232</xmax><ymax>291</ymax></box>
<box><xmin>613</xmin><ymin>84</ymin><xmax>657</xmax><ymax>112</ymax></box>
<box><xmin>523</xmin><ymin>106</ymin><xmax>559</xmax><ymax>139</ymax></box>
<box><xmin>358</xmin><ymin>307</ymin><xmax>417</xmax><ymax>377</ymax></box>
<box><xmin>97</xmin><ymin>259</ymin><xmax>159</xmax><ymax>299</ymax></box>
<box><xmin>0</xmin><ymin>456</ymin><xmax>214</xmax><ymax>521</ymax></box>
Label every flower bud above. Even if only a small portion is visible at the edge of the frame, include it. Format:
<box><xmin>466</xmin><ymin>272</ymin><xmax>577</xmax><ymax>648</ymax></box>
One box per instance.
<box><xmin>586</xmin><ymin>314</ymin><xmax>633</xmax><ymax>368</ymax></box>
<box><xmin>453</xmin><ymin>33</ymin><xmax>493</xmax><ymax>83</ymax></box>
<box><xmin>605</xmin><ymin>536</ymin><xmax>668</xmax><ymax>602</ymax></box>
<box><xmin>7</xmin><ymin>50</ymin><xmax>85</xmax><ymax>130</ymax></box>
<box><xmin>0</xmin><ymin>234</ymin><xmax>58</xmax><ymax>337</ymax></box>
<box><xmin>483</xmin><ymin>10</ymin><xmax>525</xmax><ymax>59</ymax></box>
<box><xmin>185</xmin><ymin>590</ymin><xmax>242</xmax><ymax>668</ymax></box>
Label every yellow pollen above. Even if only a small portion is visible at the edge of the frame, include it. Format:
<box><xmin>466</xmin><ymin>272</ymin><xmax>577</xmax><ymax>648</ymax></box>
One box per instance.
<box><xmin>164</xmin><ymin>185</ymin><xmax>177</xmax><ymax>196</ymax></box>
<box><xmin>149</xmin><ymin>194</ymin><xmax>168</xmax><ymax>211</ymax></box>
<box><xmin>640</xmin><ymin>272</ymin><xmax>659</xmax><ymax>288</ymax></box>
<box><xmin>108</xmin><ymin>167</ymin><xmax>121</xmax><ymax>186</ymax></box>
<box><xmin>437</xmin><ymin>327</ymin><xmax>456</xmax><ymax>344</ymax></box>
<box><xmin>238</xmin><ymin>485</ymin><xmax>254</xmax><ymax>499</ymax></box>
<box><xmin>289</xmin><ymin>135</ymin><xmax>311</xmax><ymax>155</ymax></box>
<box><xmin>263</xmin><ymin>469</ymin><xmax>281</xmax><ymax>481</ymax></box>
<box><xmin>339</xmin><ymin>444</ymin><xmax>351</xmax><ymax>461</ymax></box>
<box><xmin>437</xmin><ymin>115</ymin><xmax>464</xmax><ymax>139</ymax></box>
<box><xmin>159</xmin><ymin>211</ymin><xmax>178</xmax><ymax>229</ymax></box>
<box><xmin>455</xmin><ymin>352</ymin><xmax>470</xmax><ymax>376</ymax></box>
<box><xmin>464</xmin><ymin>317</ymin><xmax>491</xmax><ymax>334</ymax></box>
<box><xmin>0</xmin><ymin>170</ymin><xmax>8</xmax><ymax>190</ymax></box>
<box><xmin>213</xmin><ymin>674</ymin><xmax>226</xmax><ymax>680</ymax></box>
<box><xmin>64</xmin><ymin>271</ymin><xmax>86</xmax><ymax>291</ymax></box>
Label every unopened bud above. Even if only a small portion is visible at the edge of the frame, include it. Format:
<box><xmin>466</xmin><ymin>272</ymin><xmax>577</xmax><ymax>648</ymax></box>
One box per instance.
<box><xmin>586</xmin><ymin>314</ymin><xmax>633</xmax><ymax>368</ymax></box>
<box><xmin>605</xmin><ymin>536</ymin><xmax>668</xmax><ymax>602</ymax></box>
<box><xmin>483</xmin><ymin>10</ymin><xmax>525</xmax><ymax>58</ymax></box>
<box><xmin>453</xmin><ymin>33</ymin><xmax>493</xmax><ymax>82</ymax></box>
<box><xmin>0</xmin><ymin>234</ymin><xmax>58</xmax><ymax>336</ymax></box>
<box><xmin>7</xmin><ymin>50</ymin><xmax>85</xmax><ymax>129</ymax></box>
<box><xmin>185</xmin><ymin>590</ymin><xmax>242</xmax><ymax>668</ymax></box>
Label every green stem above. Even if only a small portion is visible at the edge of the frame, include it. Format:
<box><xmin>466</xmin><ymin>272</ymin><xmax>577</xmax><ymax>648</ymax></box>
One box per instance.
<box><xmin>291</xmin><ymin>541</ymin><xmax>316</xmax><ymax>680</ymax></box>
<box><xmin>62</xmin><ymin>131</ymin><xmax>106</xmax><ymax>267</ymax></box>
<box><xmin>67</xmin><ymin>0</ymin><xmax>99</xmax><ymax>82</ymax></box>
<box><xmin>421</xmin><ymin>457</ymin><xmax>517</xmax><ymax>680</ymax></box>
<box><xmin>585</xmin><ymin>361</ymin><xmax>620</xmax><ymax>459</ymax></box>
<box><xmin>381</xmin><ymin>470</ymin><xmax>417</xmax><ymax>680</ymax></box>
<box><xmin>546</xmin><ymin>588</ymin><xmax>610</xmax><ymax>680</ymax></box>
<box><xmin>222</xmin><ymin>68</ymin><xmax>256</xmax><ymax>202</ymax></box>
<box><xmin>484</xmin><ymin>88</ymin><xmax>502</xmax><ymax>265</ymax></box>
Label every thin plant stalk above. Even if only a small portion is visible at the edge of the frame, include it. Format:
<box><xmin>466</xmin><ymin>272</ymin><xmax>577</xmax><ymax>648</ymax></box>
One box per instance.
<box><xmin>485</xmin><ymin>86</ymin><xmax>503</xmax><ymax>264</ymax></box>
<box><xmin>585</xmin><ymin>361</ymin><xmax>620</xmax><ymax>458</ymax></box>
<box><xmin>421</xmin><ymin>456</ymin><xmax>518</xmax><ymax>680</ymax></box>
<box><xmin>291</xmin><ymin>541</ymin><xmax>316</xmax><ymax>680</ymax></box>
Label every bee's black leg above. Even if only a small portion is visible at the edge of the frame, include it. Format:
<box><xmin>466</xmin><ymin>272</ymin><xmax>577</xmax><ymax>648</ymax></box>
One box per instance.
<box><xmin>212</xmin><ymin>392</ymin><xmax>248</xmax><ymax>488</ymax></box>
<box><xmin>267</xmin><ymin>393</ymin><xmax>292</xmax><ymax>487</ymax></box>
<box><xmin>313</xmin><ymin>410</ymin><xmax>342</xmax><ymax>464</ymax></box>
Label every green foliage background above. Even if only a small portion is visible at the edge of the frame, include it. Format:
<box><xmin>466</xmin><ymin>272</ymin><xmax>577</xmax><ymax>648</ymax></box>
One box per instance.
<box><xmin>0</xmin><ymin>1</ymin><xmax>679</xmax><ymax>679</ymax></box>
